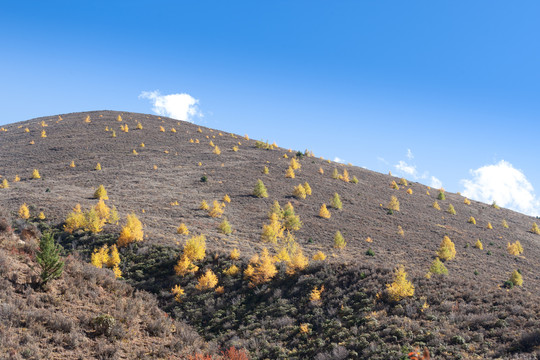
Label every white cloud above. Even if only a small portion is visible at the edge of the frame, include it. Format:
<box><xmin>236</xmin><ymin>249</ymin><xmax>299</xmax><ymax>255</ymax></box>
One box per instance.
<box><xmin>377</xmin><ymin>157</ymin><xmax>389</xmax><ymax>165</ymax></box>
<box><xmin>461</xmin><ymin>160</ymin><xmax>540</xmax><ymax>216</ymax></box>
<box><xmin>334</xmin><ymin>157</ymin><xmax>346</xmax><ymax>164</ymax></box>
<box><xmin>406</xmin><ymin>149</ymin><xmax>414</xmax><ymax>160</ymax></box>
<box><xmin>139</xmin><ymin>90</ymin><xmax>202</xmax><ymax>122</ymax></box>
<box><xmin>430</xmin><ymin>176</ymin><xmax>442</xmax><ymax>189</ymax></box>
<box><xmin>395</xmin><ymin>160</ymin><xmax>417</xmax><ymax>177</ymax></box>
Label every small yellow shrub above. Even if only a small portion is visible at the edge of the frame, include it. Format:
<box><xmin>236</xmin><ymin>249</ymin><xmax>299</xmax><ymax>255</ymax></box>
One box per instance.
<box><xmin>117</xmin><ymin>213</ymin><xmax>143</xmax><ymax>247</ymax></box>
<box><xmin>171</xmin><ymin>285</ymin><xmax>185</xmax><ymax>302</ymax></box>
<box><xmin>475</xmin><ymin>239</ymin><xmax>483</xmax><ymax>250</ymax></box>
<box><xmin>253</xmin><ymin>179</ymin><xmax>268</xmax><ymax>198</ymax></box>
<box><xmin>224</xmin><ymin>265</ymin><xmax>240</xmax><ymax>276</ymax></box>
<box><xmin>386</xmin><ymin>265</ymin><xmax>414</xmax><ymax>302</ymax></box>
<box><xmin>177</xmin><ymin>223</ymin><xmax>189</xmax><ymax>235</ymax></box>
<box><xmin>94</xmin><ymin>185</ymin><xmax>109</xmax><ymax>200</ymax></box>
<box><xmin>303</xmin><ymin>182</ymin><xmax>312</xmax><ymax>195</ymax></box>
<box><xmin>208</xmin><ymin>200</ymin><xmax>225</xmax><ymax>218</ymax></box>
<box><xmin>464</xmin><ymin>198</ymin><xmax>471</xmax><ymax>205</ymax></box>
<box><xmin>261</xmin><ymin>213</ymin><xmax>284</xmax><ymax>243</ymax></box>
<box><xmin>437</xmin><ymin>235</ymin><xmax>456</xmax><ymax>261</ymax></box>
<box><xmin>32</xmin><ymin>169</ymin><xmax>41</xmax><ymax>179</ymax></box>
<box><xmin>91</xmin><ymin>245</ymin><xmax>109</xmax><ymax>269</ymax></box>
<box><xmin>195</xmin><ymin>269</ymin><xmax>218</xmax><ymax>290</ymax></box>
<box><xmin>19</xmin><ymin>203</ymin><xmax>30</xmax><ymax>219</ymax></box>
<box><xmin>339</xmin><ymin>169</ymin><xmax>350</xmax><ymax>182</ymax></box>
<box><xmin>388</xmin><ymin>196</ymin><xmax>400</xmax><ymax>211</ymax></box>
<box><xmin>509</xmin><ymin>270</ymin><xmax>523</xmax><ymax>287</ymax></box>
<box><xmin>531</xmin><ymin>222</ymin><xmax>540</xmax><ymax>235</ymax></box>
<box><xmin>487</xmin><ymin>222</ymin><xmax>493</xmax><ymax>230</ymax></box>
<box><xmin>174</xmin><ymin>254</ymin><xmax>198</xmax><ymax>276</ymax></box>
<box><xmin>319</xmin><ymin>204</ymin><xmax>331</xmax><ymax>219</ymax></box>
<box><xmin>507</xmin><ymin>241</ymin><xmax>523</xmax><ymax>255</ymax></box>
<box><xmin>331</xmin><ymin>193</ymin><xmax>342</xmax><ymax>210</ymax></box>
<box><xmin>290</xmin><ymin>158</ymin><xmax>301</xmax><ymax>170</ymax></box>
<box><xmin>184</xmin><ymin>234</ymin><xmax>206</xmax><ymax>261</ymax></box>
<box><xmin>310</xmin><ymin>285</ymin><xmax>325</xmax><ymax>302</ymax></box>
<box><xmin>286</xmin><ymin>244</ymin><xmax>309</xmax><ymax>275</ymax></box>
<box><xmin>433</xmin><ymin>201</ymin><xmax>441</xmax><ymax>210</ymax></box>
<box><xmin>230</xmin><ymin>248</ymin><xmax>240</xmax><ymax>260</ymax></box>
<box><xmin>219</xmin><ymin>219</ymin><xmax>232</xmax><ymax>235</ymax></box>
<box><xmin>199</xmin><ymin>200</ymin><xmax>209</xmax><ymax>210</ymax></box>
<box><xmin>334</xmin><ymin>231</ymin><xmax>346</xmax><ymax>250</ymax></box>
<box><xmin>293</xmin><ymin>184</ymin><xmax>307</xmax><ymax>199</ymax></box>
<box><xmin>223</xmin><ymin>194</ymin><xmax>231</xmax><ymax>203</ymax></box>
<box><xmin>285</xmin><ymin>167</ymin><xmax>295</xmax><ymax>178</ymax></box>
<box><xmin>313</xmin><ymin>251</ymin><xmax>326</xmax><ymax>261</ymax></box>
<box><xmin>447</xmin><ymin>204</ymin><xmax>456</xmax><ymax>215</ymax></box>
<box><xmin>468</xmin><ymin>216</ymin><xmax>476</xmax><ymax>225</ymax></box>
<box><xmin>244</xmin><ymin>248</ymin><xmax>277</xmax><ymax>287</ymax></box>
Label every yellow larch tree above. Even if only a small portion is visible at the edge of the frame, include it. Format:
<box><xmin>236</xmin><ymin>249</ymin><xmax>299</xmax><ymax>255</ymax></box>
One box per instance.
<box><xmin>386</xmin><ymin>265</ymin><xmax>414</xmax><ymax>302</ymax></box>
<box><xmin>19</xmin><ymin>203</ymin><xmax>30</xmax><ymax>219</ymax></box>
<box><xmin>437</xmin><ymin>235</ymin><xmax>456</xmax><ymax>261</ymax></box>
<box><xmin>244</xmin><ymin>248</ymin><xmax>277</xmax><ymax>287</ymax></box>
<box><xmin>195</xmin><ymin>269</ymin><xmax>218</xmax><ymax>290</ymax></box>
<box><xmin>319</xmin><ymin>204</ymin><xmax>331</xmax><ymax>219</ymax></box>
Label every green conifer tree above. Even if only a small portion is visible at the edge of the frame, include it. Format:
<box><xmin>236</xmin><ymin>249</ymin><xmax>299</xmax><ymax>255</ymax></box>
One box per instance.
<box><xmin>36</xmin><ymin>232</ymin><xmax>65</xmax><ymax>286</ymax></box>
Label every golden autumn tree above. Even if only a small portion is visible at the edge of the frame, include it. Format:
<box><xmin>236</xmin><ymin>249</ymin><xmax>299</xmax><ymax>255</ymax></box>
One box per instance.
<box><xmin>183</xmin><ymin>234</ymin><xmax>206</xmax><ymax>261</ymax></box>
<box><xmin>244</xmin><ymin>248</ymin><xmax>277</xmax><ymax>287</ymax></box>
<box><xmin>437</xmin><ymin>235</ymin><xmax>456</xmax><ymax>261</ymax></box>
<box><xmin>333</xmin><ymin>231</ymin><xmax>346</xmax><ymax>249</ymax></box>
<box><xmin>195</xmin><ymin>269</ymin><xmax>218</xmax><ymax>290</ymax></box>
<box><xmin>319</xmin><ymin>204</ymin><xmax>331</xmax><ymax>219</ymax></box>
<box><xmin>19</xmin><ymin>203</ymin><xmax>30</xmax><ymax>219</ymax></box>
<box><xmin>208</xmin><ymin>200</ymin><xmax>225</xmax><ymax>218</ymax></box>
<box><xmin>177</xmin><ymin>223</ymin><xmax>189</xmax><ymax>235</ymax></box>
<box><xmin>386</xmin><ymin>265</ymin><xmax>414</xmax><ymax>302</ymax></box>
<box><xmin>117</xmin><ymin>213</ymin><xmax>143</xmax><ymax>247</ymax></box>
<box><xmin>94</xmin><ymin>185</ymin><xmax>109</xmax><ymax>200</ymax></box>
<box><xmin>388</xmin><ymin>196</ymin><xmax>400</xmax><ymax>212</ymax></box>
<box><xmin>253</xmin><ymin>179</ymin><xmax>268</xmax><ymax>198</ymax></box>
<box><xmin>293</xmin><ymin>184</ymin><xmax>307</xmax><ymax>199</ymax></box>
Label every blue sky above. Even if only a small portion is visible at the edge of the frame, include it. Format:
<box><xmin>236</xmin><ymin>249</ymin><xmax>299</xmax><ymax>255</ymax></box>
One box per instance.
<box><xmin>1</xmin><ymin>1</ymin><xmax>539</xmax><ymax>216</ymax></box>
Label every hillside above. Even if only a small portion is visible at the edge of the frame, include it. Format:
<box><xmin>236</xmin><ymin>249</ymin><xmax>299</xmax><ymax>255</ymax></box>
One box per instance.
<box><xmin>0</xmin><ymin>219</ymin><xmax>212</xmax><ymax>359</ymax></box>
<box><xmin>1</xmin><ymin>111</ymin><xmax>540</xmax><ymax>359</ymax></box>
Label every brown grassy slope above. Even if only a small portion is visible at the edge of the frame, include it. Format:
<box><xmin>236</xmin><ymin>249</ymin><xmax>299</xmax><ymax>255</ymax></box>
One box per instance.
<box><xmin>0</xmin><ymin>110</ymin><xmax>539</xmax><ymax>292</ymax></box>
<box><xmin>0</xmin><ymin>225</ymin><xmax>209</xmax><ymax>359</ymax></box>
